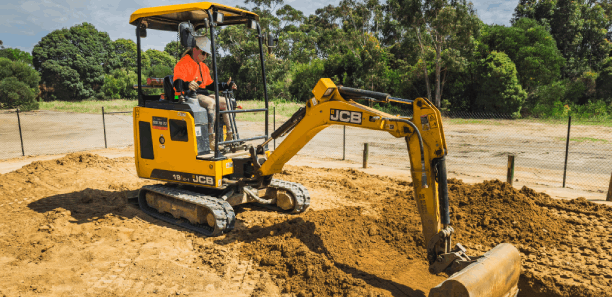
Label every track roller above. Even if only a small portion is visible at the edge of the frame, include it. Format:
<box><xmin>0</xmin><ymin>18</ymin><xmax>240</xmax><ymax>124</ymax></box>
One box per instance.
<box><xmin>138</xmin><ymin>184</ymin><xmax>236</xmax><ymax>237</ymax></box>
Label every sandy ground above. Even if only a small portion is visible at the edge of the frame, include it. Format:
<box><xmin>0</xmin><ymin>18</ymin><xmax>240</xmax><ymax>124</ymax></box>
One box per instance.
<box><xmin>1</xmin><ymin>110</ymin><xmax>611</xmax><ymax>194</ymax></box>
<box><xmin>1</xmin><ymin>150</ymin><xmax>612</xmax><ymax>296</ymax></box>
<box><xmin>2</xmin><ymin>146</ymin><xmax>608</xmax><ymax>205</ymax></box>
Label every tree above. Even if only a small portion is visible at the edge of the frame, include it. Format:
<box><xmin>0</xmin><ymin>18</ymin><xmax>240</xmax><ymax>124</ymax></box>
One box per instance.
<box><xmin>0</xmin><ymin>58</ymin><xmax>39</xmax><ymax>89</ymax></box>
<box><xmin>386</xmin><ymin>0</ymin><xmax>480</xmax><ymax>107</ymax></box>
<box><xmin>32</xmin><ymin>22</ymin><xmax>114</xmax><ymax>100</ymax></box>
<box><xmin>110</xmin><ymin>38</ymin><xmax>150</xmax><ymax>72</ymax></box>
<box><xmin>596</xmin><ymin>57</ymin><xmax>612</xmax><ymax>99</ymax></box>
<box><xmin>0</xmin><ymin>77</ymin><xmax>38</xmax><ymax>110</ymax></box>
<box><xmin>0</xmin><ymin>58</ymin><xmax>40</xmax><ymax>110</ymax></box>
<box><xmin>144</xmin><ymin>49</ymin><xmax>175</xmax><ymax>78</ymax></box>
<box><xmin>101</xmin><ymin>68</ymin><xmax>139</xmax><ymax>99</ymax></box>
<box><xmin>164</xmin><ymin>41</ymin><xmax>184</xmax><ymax>60</ymax></box>
<box><xmin>481</xmin><ymin>18</ymin><xmax>565</xmax><ymax>92</ymax></box>
<box><xmin>475</xmin><ymin>52</ymin><xmax>527</xmax><ymax>115</ymax></box>
<box><xmin>512</xmin><ymin>0</ymin><xmax>611</xmax><ymax>77</ymax></box>
<box><xmin>512</xmin><ymin>0</ymin><xmax>555</xmax><ymax>28</ymax></box>
<box><xmin>0</xmin><ymin>48</ymin><xmax>33</xmax><ymax>65</ymax></box>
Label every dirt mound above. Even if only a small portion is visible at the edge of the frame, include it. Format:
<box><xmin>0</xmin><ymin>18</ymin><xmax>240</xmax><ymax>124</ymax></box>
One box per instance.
<box><xmin>0</xmin><ymin>153</ymin><xmax>279</xmax><ymax>296</ymax></box>
<box><xmin>1</xmin><ymin>153</ymin><xmax>611</xmax><ymax>297</ymax></box>
<box><xmin>0</xmin><ymin>153</ymin><xmax>133</xmax><ymax>204</ymax></box>
<box><xmin>234</xmin><ymin>169</ymin><xmax>612</xmax><ymax>297</ymax></box>
<box><xmin>449</xmin><ymin>179</ymin><xmax>565</xmax><ymax>249</ymax></box>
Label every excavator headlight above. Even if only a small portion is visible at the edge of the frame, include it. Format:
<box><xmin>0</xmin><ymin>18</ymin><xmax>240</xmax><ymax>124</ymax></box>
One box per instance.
<box><xmin>212</xmin><ymin>11</ymin><xmax>224</xmax><ymax>24</ymax></box>
<box><xmin>312</xmin><ymin>78</ymin><xmax>337</xmax><ymax>100</ymax></box>
<box><xmin>246</xmin><ymin>19</ymin><xmax>258</xmax><ymax>30</ymax></box>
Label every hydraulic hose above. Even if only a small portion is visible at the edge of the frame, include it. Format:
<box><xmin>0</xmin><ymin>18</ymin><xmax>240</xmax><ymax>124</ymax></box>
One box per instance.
<box><xmin>435</xmin><ymin>157</ymin><xmax>450</xmax><ymax>226</ymax></box>
<box><xmin>382</xmin><ymin>118</ymin><xmax>428</xmax><ymax>188</ymax></box>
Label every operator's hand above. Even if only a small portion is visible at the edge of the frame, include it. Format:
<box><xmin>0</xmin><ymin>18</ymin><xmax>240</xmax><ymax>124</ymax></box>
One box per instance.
<box><xmin>188</xmin><ymin>79</ymin><xmax>199</xmax><ymax>91</ymax></box>
<box><xmin>227</xmin><ymin>77</ymin><xmax>238</xmax><ymax>90</ymax></box>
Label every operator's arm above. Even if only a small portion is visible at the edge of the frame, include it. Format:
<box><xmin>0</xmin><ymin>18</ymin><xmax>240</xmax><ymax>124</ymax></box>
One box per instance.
<box><xmin>204</xmin><ymin>80</ymin><xmax>235</xmax><ymax>92</ymax></box>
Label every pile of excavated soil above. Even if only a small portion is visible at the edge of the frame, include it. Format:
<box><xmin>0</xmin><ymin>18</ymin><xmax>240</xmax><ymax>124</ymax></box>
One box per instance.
<box><xmin>1</xmin><ymin>153</ymin><xmax>611</xmax><ymax>297</ymax></box>
<box><xmin>447</xmin><ymin>179</ymin><xmax>612</xmax><ymax>296</ymax></box>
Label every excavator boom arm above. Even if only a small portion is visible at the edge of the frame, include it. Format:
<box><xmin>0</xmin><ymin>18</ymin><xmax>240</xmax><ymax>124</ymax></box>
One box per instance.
<box><xmin>258</xmin><ymin>79</ymin><xmax>449</xmax><ymax>254</ymax></box>
<box><xmin>255</xmin><ymin>79</ymin><xmax>520</xmax><ymax>297</ymax></box>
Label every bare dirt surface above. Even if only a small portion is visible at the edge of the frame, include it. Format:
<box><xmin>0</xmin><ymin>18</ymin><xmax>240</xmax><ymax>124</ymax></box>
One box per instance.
<box><xmin>2</xmin><ymin>110</ymin><xmax>611</xmax><ymax>192</ymax></box>
<box><xmin>1</xmin><ymin>153</ymin><xmax>612</xmax><ymax>296</ymax></box>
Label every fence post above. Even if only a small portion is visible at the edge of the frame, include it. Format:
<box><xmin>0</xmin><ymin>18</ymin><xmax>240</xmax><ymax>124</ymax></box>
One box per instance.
<box><xmin>507</xmin><ymin>155</ymin><xmax>515</xmax><ymax>185</ymax></box>
<box><xmin>363</xmin><ymin>143</ymin><xmax>369</xmax><ymax>168</ymax></box>
<box><xmin>16</xmin><ymin>108</ymin><xmax>25</xmax><ymax>156</ymax></box>
<box><xmin>562</xmin><ymin>116</ymin><xmax>571</xmax><ymax>188</ymax></box>
<box><xmin>342</xmin><ymin>126</ymin><xmax>346</xmax><ymax>160</ymax></box>
<box><xmin>102</xmin><ymin>107</ymin><xmax>108</xmax><ymax>149</ymax></box>
<box><xmin>273</xmin><ymin>106</ymin><xmax>276</xmax><ymax>150</ymax></box>
<box><xmin>607</xmin><ymin>172</ymin><xmax>612</xmax><ymax>202</ymax></box>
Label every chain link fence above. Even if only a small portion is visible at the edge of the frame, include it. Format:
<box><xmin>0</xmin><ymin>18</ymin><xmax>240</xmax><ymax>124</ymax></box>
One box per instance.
<box><xmin>292</xmin><ymin>111</ymin><xmax>612</xmax><ymax>193</ymax></box>
<box><xmin>0</xmin><ymin>109</ymin><xmax>132</xmax><ymax>159</ymax></box>
<box><xmin>1</xmin><ymin>107</ymin><xmax>610</xmax><ymax>193</ymax></box>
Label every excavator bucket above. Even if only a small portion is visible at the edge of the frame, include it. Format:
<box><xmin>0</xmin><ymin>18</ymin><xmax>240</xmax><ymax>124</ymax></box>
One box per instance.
<box><xmin>429</xmin><ymin>243</ymin><xmax>521</xmax><ymax>297</ymax></box>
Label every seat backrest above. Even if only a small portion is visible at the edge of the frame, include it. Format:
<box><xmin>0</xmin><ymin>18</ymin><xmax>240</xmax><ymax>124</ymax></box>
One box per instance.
<box><xmin>163</xmin><ymin>75</ymin><xmax>175</xmax><ymax>101</ymax></box>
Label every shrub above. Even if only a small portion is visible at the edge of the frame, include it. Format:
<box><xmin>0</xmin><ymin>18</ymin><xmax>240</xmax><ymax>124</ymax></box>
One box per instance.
<box><xmin>0</xmin><ymin>58</ymin><xmax>40</xmax><ymax>110</ymax></box>
<box><xmin>475</xmin><ymin>52</ymin><xmax>527</xmax><ymax>116</ymax></box>
<box><xmin>288</xmin><ymin>60</ymin><xmax>325</xmax><ymax>102</ymax></box>
<box><xmin>101</xmin><ymin>69</ymin><xmax>138</xmax><ymax>99</ymax></box>
<box><xmin>0</xmin><ymin>77</ymin><xmax>39</xmax><ymax>110</ymax></box>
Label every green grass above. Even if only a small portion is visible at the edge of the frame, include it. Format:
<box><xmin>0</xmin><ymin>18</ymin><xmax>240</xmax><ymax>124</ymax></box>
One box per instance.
<box><xmin>235</xmin><ymin>100</ymin><xmax>303</xmax><ymax>122</ymax></box>
<box><xmin>444</xmin><ymin>118</ymin><xmax>506</xmax><ymax>126</ymax></box>
<box><xmin>446</xmin><ymin>118</ymin><xmax>484</xmax><ymax>125</ymax></box>
<box><xmin>557</xmin><ymin>137</ymin><xmax>609</xmax><ymax>143</ymax></box>
<box><xmin>40</xmin><ymin>99</ymin><xmax>137</xmax><ymax>114</ymax></box>
<box><xmin>38</xmin><ymin>99</ymin><xmax>303</xmax><ymax>123</ymax></box>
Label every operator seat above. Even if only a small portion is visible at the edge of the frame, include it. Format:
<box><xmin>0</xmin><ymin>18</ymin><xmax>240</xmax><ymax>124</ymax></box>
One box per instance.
<box><xmin>163</xmin><ymin>75</ymin><xmax>175</xmax><ymax>102</ymax></box>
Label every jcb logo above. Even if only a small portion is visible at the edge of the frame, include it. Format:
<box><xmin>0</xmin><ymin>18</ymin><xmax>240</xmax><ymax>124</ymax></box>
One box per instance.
<box><xmin>330</xmin><ymin>109</ymin><xmax>362</xmax><ymax>124</ymax></box>
<box><xmin>192</xmin><ymin>175</ymin><xmax>215</xmax><ymax>185</ymax></box>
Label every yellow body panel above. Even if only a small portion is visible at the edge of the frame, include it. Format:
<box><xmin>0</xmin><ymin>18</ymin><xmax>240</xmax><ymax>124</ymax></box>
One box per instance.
<box><xmin>129</xmin><ymin>2</ymin><xmax>259</xmax><ymax>25</ymax></box>
<box><xmin>133</xmin><ymin>106</ymin><xmax>233</xmax><ymax>188</ymax></box>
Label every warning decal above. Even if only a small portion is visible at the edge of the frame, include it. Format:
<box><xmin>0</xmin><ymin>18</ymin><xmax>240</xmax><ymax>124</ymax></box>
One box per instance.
<box><xmin>152</xmin><ymin>116</ymin><xmax>168</xmax><ymax>130</ymax></box>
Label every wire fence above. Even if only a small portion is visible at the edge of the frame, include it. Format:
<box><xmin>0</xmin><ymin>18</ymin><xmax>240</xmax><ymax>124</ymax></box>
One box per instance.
<box><xmin>1</xmin><ymin>107</ymin><xmax>611</xmax><ymax>193</ymax></box>
<box><xmin>291</xmin><ymin>111</ymin><xmax>612</xmax><ymax>193</ymax></box>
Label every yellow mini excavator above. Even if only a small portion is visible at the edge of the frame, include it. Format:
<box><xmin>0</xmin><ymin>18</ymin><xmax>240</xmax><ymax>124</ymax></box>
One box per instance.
<box><xmin>129</xmin><ymin>3</ymin><xmax>521</xmax><ymax>296</ymax></box>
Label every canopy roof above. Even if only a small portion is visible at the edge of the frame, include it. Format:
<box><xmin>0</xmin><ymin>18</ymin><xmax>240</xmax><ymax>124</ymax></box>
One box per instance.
<box><xmin>129</xmin><ymin>2</ymin><xmax>259</xmax><ymax>31</ymax></box>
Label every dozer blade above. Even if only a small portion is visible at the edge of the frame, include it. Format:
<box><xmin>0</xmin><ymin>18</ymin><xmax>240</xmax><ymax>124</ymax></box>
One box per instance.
<box><xmin>429</xmin><ymin>243</ymin><xmax>521</xmax><ymax>297</ymax></box>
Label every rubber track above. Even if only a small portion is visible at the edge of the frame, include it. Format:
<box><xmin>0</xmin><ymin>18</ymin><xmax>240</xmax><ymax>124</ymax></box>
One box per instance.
<box><xmin>267</xmin><ymin>179</ymin><xmax>311</xmax><ymax>213</ymax></box>
<box><xmin>138</xmin><ymin>184</ymin><xmax>236</xmax><ymax>237</ymax></box>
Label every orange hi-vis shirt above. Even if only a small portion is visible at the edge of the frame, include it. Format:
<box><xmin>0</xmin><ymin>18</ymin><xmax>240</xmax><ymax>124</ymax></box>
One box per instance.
<box><xmin>173</xmin><ymin>55</ymin><xmax>214</xmax><ymax>95</ymax></box>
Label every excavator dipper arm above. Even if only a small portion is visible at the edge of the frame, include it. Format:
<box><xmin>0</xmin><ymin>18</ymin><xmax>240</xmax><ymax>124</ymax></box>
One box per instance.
<box><xmin>254</xmin><ymin>79</ymin><xmax>520</xmax><ymax>297</ymax></box>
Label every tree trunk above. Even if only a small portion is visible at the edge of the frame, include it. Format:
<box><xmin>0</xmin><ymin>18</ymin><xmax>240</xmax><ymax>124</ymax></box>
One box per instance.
<box><xmin>423</xmin><ymin>63</ymin><xmax>432</xmax><ymax>101</ymax></box>
<box><xmin>416</xmin><ymin>29</ymin><xmax>432</xmax><ymax>101</ymax></box>
<box><xmin>434</xmin><ymin>42</ymin><xmax>442</xmax><ymax>107</ymax></box>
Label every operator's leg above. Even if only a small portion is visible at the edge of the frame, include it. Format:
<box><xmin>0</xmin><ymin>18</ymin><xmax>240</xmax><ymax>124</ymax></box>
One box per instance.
<box><xmin>197</xmin><ymin>95</ymin><xmax>216</xmax><ymax>133</ymax></box>
<box><xmin>219</xmin><ymin>98</ymin><xmax>232</xmax><ymax>135</ymax></box>
<box><xmin>197</xmin><ymin>95</ymin><xmax>232</xmax><ymax>134</ymax></box>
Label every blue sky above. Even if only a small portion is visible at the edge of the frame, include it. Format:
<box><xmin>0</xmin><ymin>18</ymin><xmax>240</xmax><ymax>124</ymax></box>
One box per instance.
<box><xmin>0</xmin><ymin>0</ymin><xmax>518</xmax><ymax>53</ymax></box>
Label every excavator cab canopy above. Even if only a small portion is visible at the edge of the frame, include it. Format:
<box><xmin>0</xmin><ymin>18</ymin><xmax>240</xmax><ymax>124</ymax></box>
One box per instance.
<box><xmin>129</xmin><ymin>2</ymin><xmax>259</xmax><ymax>31</ymax></box>
<box><xmin>129</xmin><ymin>2</ymin><xmax>270</xmax><ymax>160</ymax></box>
